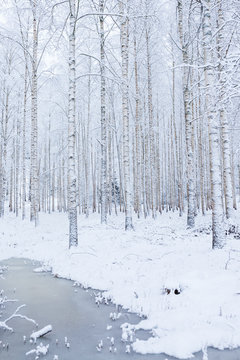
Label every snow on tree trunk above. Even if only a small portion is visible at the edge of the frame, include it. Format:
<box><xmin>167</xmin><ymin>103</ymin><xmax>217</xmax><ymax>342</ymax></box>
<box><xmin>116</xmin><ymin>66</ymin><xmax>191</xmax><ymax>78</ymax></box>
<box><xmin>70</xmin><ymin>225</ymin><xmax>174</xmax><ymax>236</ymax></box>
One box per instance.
<box><xmin>119</xmin><ymin>0</ymin><xmax>133</xmax><ymax>230</ymax></box>
<box><xmin>15</xmin><ymin>96</ymin><xmax>20</xmax><ymax>217</ymax></box>
<box><xmin>48</xmin><ymin>117</ymin><xmax>51</xmax><ymax>214</ymax></box>
<box><xmin>22</xmin><ymin>59</ymin><xmax>27</xmax><ymax>220</ymax></box>
<box><xmin>52</xmin><ymin>161</ymin><xmax>55</xmax><ymax>212</ymax></box>
<box><xmin>15</xmin><ymin>0</ymin><xmax>29</xmax><ymax>221</ymax></box>
<box><xmin>202</xmin><ymin>0</ymin><xmax>225</xmax><ymax>249</ymax></box>
<box><xmin>1</xmin><ymin>83</ymin><xmax>9</xmax><ymax>217</ymax></box>
<box><xmin>0</xmin><ymin>141</ymin><xmax>3</xmax><ymax>217</ymax></box>
<box><xmin>68</xmin><ymin>0</ymin><xmax>78</xmax><ymax>247</ymax></box>
<box><xmin>100</xmin><ymin>0</ymin><xmax>107</xmax><ymax>224</ymax></box>
<box><xmin>145</xmin><ymin>20</ymin><xmax>155</xmax><ymax>218</ymax></box>
<box><xmin>85</xmin><ymin>58</ymin><xmax>91</xmax><ymax>218</ymax></box>
<box><xmin>177</xmin><ymin>0</ymin><xmax>195</xmax><ymax>228</ymax></box>
<box><xmin>172</xmin><ymin>53</ymin><xmax>181</xmax><ymax>215</ymax></box>
<box><xmin>30</xmin><ymin>0</ymin><xmax>39</xmax><ymax>226</ymax></box>
<box><xmin>133</xmin><ymin>30</ymin><xmax>141</xmax><ymax>218</ymax></box>
<box><xmin>216</xmin><ymin>0</ymin><xmax>233</xmax><ymax>219</ymax></box>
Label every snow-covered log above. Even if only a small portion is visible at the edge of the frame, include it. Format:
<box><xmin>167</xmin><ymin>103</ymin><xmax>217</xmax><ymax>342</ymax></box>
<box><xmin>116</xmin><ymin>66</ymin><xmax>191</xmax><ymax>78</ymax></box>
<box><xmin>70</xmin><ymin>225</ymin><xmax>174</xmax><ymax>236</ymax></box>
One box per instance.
<box><xmin>30</xmin><ymin>325</ymin><xmax>52</xmax><ymax>340</ymax></box>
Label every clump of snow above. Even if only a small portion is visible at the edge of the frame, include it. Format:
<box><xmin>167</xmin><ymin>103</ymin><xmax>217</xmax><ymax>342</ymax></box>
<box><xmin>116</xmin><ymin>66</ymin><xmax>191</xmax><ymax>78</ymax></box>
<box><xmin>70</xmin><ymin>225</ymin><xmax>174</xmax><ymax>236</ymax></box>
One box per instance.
<box><xmin>1</xmin><ymin>207</ymin><xmax>240</xmax><ymax>358</ymax></box>
<box><xmin>33</xmin><ymin>265</ymin><xmax>51</xmax><ymax>273</ymax></box>
<box><xmin>26</xmin><ymin>343</ymin><xmax>49</xmax><ymax>356</ymax></box>
<box><xmin>96</xmin><ymin>339</ymin><xmax>103</xmax><ymax>352</ymax></box>
<box><xmin>109</xmin><ymin>312</ymin><xmax>121</xmax><ymax>321</ymax></box>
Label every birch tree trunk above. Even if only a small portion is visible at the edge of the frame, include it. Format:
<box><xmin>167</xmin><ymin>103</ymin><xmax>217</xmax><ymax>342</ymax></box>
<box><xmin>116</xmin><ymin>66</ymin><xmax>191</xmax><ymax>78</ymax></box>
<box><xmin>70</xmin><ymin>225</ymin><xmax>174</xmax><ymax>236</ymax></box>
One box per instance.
<box><xmin>9</xmin><ymin>141</ymin><xmax>14</xmax><ymax>213</ymax></box>
<box><xmin>48</xmin><ymin>116</ymin><xmax>51</xmax><ymax>214</ymax></box>
<box><xmin>30</xmin><ymin>0</ymin><xmax>39</xmax><ymax>226</ymax></box>
<box><xmin>177</xmin><ymin>0</ymin><xmax>195</xmax><ymax>228</ymax></box>
<box><xmin>2</xmin><ymin>82</ymin><xmax>9</xmax><ymax>217</ymax></box>
<box><xmin>85</xmin><ymin>58</ymin><xmax>91</xmax><ymax>218</ymax></box>
<box><xmin>172</xmin><ymin>54</ymin><xmax>181</xmax><ymax>214</ymax></box>
<box><xmin>119</xmin><ymin>0</ymin><xmax>133</xmax><ymax>230</ymax></box>
<box><xmin>22</xmin><ymin>57</ymin><xmax>28</xmax><ymax>220</ymax></box>
<box><xmin>52</xmin><ymin>161</ymin><xmax>55</xmax><ymax>212</ymax></box>
<box><xmin>202</xmin><ymin>0</ymin><xmax>225</xmax><ymax>249</ymax></box>
<box><xmin>91</xmin><ymin>141</ymin><xmax>97</xmax><ymax>213</ymax></box>
<box><xmin>145</xmin><ymin>18</ymin><xmax>155</xmax><ymax>218</ymax></box>
<box><xmin>108</xmin><ymin>123</ymin><xmax>112</xmax><ymax>215</ymax></box>
<box><xmin>216</xmin><ymin>0</ymin><xmax>233</xmax><ymax>219</ymax></box>
<box><xmin>99</xmin><ymin>0</ymin><xmax>107</xmax><ymax>224</ymax></box>
<box><xmin>15</xmin><ymin>96</ymin><xmax>21</xmax><ymax>217</ymax></box>
<box><xmin>0</xmin><ymin>141</ymin><xmax>3</xmax><ymax>217</ymax></box>
<box><xmin>134</xmin><ymin>31</ymin><xmax>141</xmax><ymax>218</ymax></box>
<box><xmin>68</xmin><ymin>0</ymin><xmax>78</xmax><ymax>247</ymax></box>
<box><xmin>15</xmin><ymin>0</ymin><xmax>29</xmax><ymax>220</ymax></box>
<box><xmin>62</xmin><ymin>154</ymin><xmax>66</xmax><ymax>212</ymax></box>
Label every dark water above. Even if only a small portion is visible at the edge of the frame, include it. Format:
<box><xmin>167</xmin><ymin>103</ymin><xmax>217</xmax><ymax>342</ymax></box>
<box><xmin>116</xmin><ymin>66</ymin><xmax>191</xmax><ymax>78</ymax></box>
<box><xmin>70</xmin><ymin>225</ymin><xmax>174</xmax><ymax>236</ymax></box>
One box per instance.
<box><xmin>0</xmin><ymin>258</ymin><xmax>239</xmax><ymax>360</ymax></box>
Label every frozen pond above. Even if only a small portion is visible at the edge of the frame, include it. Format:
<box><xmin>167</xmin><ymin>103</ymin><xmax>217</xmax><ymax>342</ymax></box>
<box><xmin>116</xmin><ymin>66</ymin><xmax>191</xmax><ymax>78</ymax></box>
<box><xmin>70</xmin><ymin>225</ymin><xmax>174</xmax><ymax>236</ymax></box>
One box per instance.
<box><xmin>0</xmin><ymin>258</ymin><xmax>239</xmax><ymax>360</ymax></box>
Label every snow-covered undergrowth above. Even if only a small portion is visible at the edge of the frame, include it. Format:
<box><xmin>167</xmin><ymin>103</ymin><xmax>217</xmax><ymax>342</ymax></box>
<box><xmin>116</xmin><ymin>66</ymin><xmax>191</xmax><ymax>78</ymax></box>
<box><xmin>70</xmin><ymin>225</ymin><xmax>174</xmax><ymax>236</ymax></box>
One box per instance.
<box><xmin>1</xmin><ymin>208</ymin><xmax>240</xmax><ymax>359</ymax></box>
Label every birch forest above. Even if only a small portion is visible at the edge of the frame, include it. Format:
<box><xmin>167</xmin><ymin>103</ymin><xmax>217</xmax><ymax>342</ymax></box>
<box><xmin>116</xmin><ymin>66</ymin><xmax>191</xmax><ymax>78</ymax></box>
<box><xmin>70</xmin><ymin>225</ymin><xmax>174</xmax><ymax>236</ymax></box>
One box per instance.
<box><xmin>0</xmin><ymin>0</ymin><xmax>240</xmax><ymax>249</ymax></box>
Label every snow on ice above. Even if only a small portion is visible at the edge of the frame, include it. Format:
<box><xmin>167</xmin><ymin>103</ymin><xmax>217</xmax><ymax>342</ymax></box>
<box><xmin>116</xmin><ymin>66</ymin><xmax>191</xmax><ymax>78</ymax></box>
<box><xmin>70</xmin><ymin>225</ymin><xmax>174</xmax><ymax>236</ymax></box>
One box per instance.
<box><xmin>1</xmin><ymin>208</ymin><xmax>240</xmax><ymax>358</ymax></box>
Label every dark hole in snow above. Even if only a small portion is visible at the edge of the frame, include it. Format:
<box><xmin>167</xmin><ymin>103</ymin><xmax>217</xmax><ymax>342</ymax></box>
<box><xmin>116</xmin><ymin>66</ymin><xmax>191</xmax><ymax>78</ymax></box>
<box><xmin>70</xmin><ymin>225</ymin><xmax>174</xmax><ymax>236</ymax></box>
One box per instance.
<box><xmin>165</xmin><ymin>288</ymin><xmax>181</xmax><ymax>295</ymax></box>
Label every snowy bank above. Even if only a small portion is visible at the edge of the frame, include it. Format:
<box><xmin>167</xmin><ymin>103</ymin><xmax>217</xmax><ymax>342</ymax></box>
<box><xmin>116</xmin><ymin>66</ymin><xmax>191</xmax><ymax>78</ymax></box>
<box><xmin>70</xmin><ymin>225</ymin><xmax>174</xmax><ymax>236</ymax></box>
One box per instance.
<box><xmin>1</xmin><ymin>209</ymin><xmax>240</xmax><ymax>359</ymax></box>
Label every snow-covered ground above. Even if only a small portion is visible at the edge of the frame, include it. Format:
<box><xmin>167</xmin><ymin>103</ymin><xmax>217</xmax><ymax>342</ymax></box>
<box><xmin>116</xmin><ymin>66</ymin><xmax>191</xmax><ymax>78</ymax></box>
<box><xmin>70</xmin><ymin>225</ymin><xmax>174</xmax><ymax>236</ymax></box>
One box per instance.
<box><xmin>1</xmin><ymin>208</ymin><xmax>240</xmax><ymax>359</ymax></box>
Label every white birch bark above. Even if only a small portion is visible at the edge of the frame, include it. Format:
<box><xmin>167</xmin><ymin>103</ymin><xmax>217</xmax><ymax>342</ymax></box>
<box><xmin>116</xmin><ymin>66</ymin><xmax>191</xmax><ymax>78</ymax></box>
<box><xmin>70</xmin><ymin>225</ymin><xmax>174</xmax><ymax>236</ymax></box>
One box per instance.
<box><xmin>15</xmin><ymin>4</ymin><xmax>29</xmax><ymax>220</ymax></box>
<box><xmin>145</xmin><ymin>18</ymin><xmax>155</xmax><ymax>218</ymax></box>
<box><xmin>202</xmin><ymin>0</ymin><xmax>225</xmax><ymax>249</ymax></box>
<box><xmin>22</xmin><ymin>58</ymin><xmax>28</xmax><ymax>220</ymax></box>
<box><xmin>0</xmin><ymin>141</ymin><xmax>3</xmax><ymax>216</ymax></box>
<box><xmin>85</xmin><ymin>58</ymin><xmax>91</xmax><ymax>218</ymax></box>
<box><xmin>62</xmin><ymin>154</ymin><xmax>67</xmax><ymax>212</ymax></box>
<box><xmin>68</xmin><ymin>0</ymin><xmax>78</xmax><ymax>247</ymax></box>
<box><xmin>99</xmin><ymin>0</ymin><xmax>107</xmax><ymax>224</ymax></box>
<box><xmin>43</xmin><ymin>143</ymin><xmax>47</xmax><ymax>212</ymax></box>
<box><xmin>108</xmin><ymin>124</ymin><xmax>112</xmax><ymax>215</ymax></box>
<box><xmin>177</xmin><ymin>0</ymin><xmax>195</xmax><ymax>228</ymax></box>
<box><xmin>77</xmin><ymin>117</ymin><xmax>81</xmax><ymax>214</ymax></box>
<box><xmin>119</xmin><ymin>0</ymin><xmax>133</xmax><ymax>230</ymax></box>
<box><xmin>134</xmin><ymin>31</ymin><xmax>141</xmax><ymax>218</ymax></box>
<box><xmin>172</xmin><ymin>54</ymin><xmax>180</xmax><ymax>214</ymax></box>
<box><xmin>2</xmin><ymin>83</ymin><xmax>9</xmax><ymax>217</ymax></box>
<box><xmin>52</xmin><ymin>161</ymin><xmax>55</xmax><ymax>212</ymax></box>
<box><xmin>15</xmin><ymin>97</ymin><xmax>21</xmax><ymax>217</ymax></box>
<box><xmin>91</xmin><ymin>142</ymin><xmax>97</xmax><ymax>213</ymax></box>
<box><xmin>10</xmin><ymin>131</ymin><xmax>15</xmax><ymax>213</ymax></box>
<box><xmin>0</xmin><ymin>84</ymin><xmax>6</xmax><ymax>217</ymax></box>
<box><xmin>216</xmin><ymin>0</ymin><xmax>233</xmax><ymax>219</ymax></box>
<box><xmin>156</xmin><ymin>111</ymin><xmax>161</xmax><ymax>214</ymax></box>
<box><xmin>30</xmin><ymin>0</ymin><xmax>39</xmax><ymax>226</ymax></box>
<box><xmin>48</xmin><ymin>116</ymin><xmax>51</xmax><ymax>214</ymax></box>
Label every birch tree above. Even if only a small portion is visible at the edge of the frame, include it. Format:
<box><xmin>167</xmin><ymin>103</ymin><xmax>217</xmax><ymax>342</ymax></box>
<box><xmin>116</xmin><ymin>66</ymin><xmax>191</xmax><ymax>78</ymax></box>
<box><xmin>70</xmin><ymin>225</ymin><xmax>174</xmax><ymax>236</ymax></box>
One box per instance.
<box><xmin>99</xmin><ymin>0</ymin><xmax>107</xmax><ymax>224</ymax></box>
<box><xmin>30</xmin><ymin>0</ymin><xmax>39</xmax><ymax>226</ymax></box>
<box><xmin>14</xmin><ymin>0</ymin><xmax>30</xmax><ymax>220</ymax></box>
<box><xmin>68</xmin><ymin>0</ymin><xmax>78</xmax><ymax>247</ymax></box>
<box><xmin>202</xmin><ymin>0</ymin><xmax>225</xmax><ymax>249</ymax></box>
<box><xmin>216</xmin><ymin>0</ymin><xmax>233</xmax><ymax>219</ymax></box>
<box><xmin>119</xmin><ymin>0</ymin><xmax>133</xmax><ymax>230</ymax></box>
<box><xmin>177</xmin><ymin>0</ymin><xmax>195</xmax><ymax>228</ymax></box>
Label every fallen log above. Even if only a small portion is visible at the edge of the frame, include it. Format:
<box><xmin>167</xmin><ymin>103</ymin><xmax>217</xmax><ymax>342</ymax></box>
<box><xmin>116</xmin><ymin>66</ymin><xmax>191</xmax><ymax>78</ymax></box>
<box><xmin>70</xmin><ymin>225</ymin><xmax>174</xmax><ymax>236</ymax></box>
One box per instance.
<box><xmin>30</xmin><ymin>325</ymin><xmax>52</xmax><ymax>341</ymax></box>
